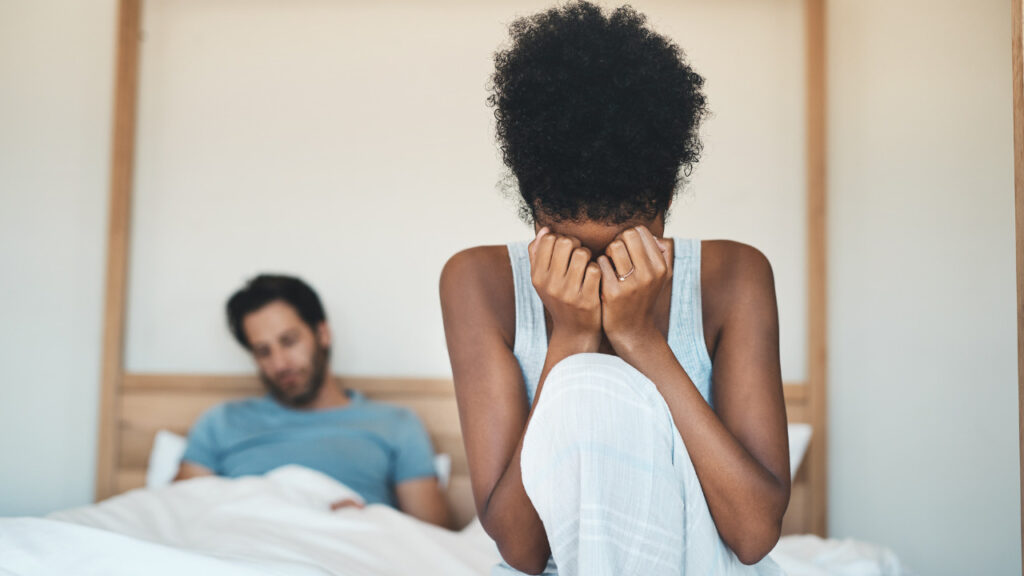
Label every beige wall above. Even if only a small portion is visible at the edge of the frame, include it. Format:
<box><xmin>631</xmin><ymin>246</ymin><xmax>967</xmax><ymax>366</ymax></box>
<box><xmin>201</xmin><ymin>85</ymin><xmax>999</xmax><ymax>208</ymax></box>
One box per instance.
<box><xmin>827</xmin><ymin>1</ymin><xmax>1020</xmax><ymax>574</ymax></box>
<box><xmin>0</xmin><ymin>1</ymin><xmax>1019</xmax><ymax>575</ymax></box>
<box><xmin>123</xmin><ymin>0</ymin><xmax>810</xmax><ymax>381</ymax></box>
<box><xmin>0</xmin><ymin>0</ymin><xmax>116</xmax><ymax>514</ymax></box>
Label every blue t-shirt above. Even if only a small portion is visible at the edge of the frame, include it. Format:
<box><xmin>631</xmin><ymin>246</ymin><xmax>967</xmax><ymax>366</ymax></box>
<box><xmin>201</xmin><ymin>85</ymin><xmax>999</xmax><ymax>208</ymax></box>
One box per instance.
<box><xmin>181</xmin><ymin>390</ymin><xmax>437</xmax><ymax>507</ymax></box>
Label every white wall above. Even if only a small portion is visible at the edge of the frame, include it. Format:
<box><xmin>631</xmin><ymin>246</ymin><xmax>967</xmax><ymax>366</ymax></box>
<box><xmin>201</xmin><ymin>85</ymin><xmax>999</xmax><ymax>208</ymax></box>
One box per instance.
<box><xmin>827</xmin><ymin>1</ymin><xmax>1020</xmax><ymax>574</ymax></box>
<box><xmin>0</xmin><ymin>0</ymin><xmax>116</xmax><ymax>515</ymax></box>
<box><xmin>124</xmin><ymin>0</ymin><xmax>809</xmax><ymax>381</ymax></box>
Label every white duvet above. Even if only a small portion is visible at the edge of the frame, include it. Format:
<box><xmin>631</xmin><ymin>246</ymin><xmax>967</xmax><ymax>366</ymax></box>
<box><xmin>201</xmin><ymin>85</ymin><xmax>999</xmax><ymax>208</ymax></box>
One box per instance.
<box><xmin>0</xmin><ymin>466</ymin><xmax>911</xmax><ymax>576</ymax></box>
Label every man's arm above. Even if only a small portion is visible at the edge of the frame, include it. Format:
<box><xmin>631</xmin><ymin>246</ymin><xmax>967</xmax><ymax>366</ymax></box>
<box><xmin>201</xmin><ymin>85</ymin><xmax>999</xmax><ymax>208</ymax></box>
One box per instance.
<box><xmin>390</xmin><ymin>407</ymin><xmax>451</xmax><ymax>527</ymax></box>
<box><xmin>174</xmin><ymin>405</ymin><xmax>222</xmax><ymax>481</ymax></box>
<box><xmin>395</xmin><ymin>477</ymin><xmax>449</xmax><ymax>527</ymax></box>
<box><xmin>173</xmin><ymin>461</ymin><xmax>215</xmax><ymax>482</ymax></box>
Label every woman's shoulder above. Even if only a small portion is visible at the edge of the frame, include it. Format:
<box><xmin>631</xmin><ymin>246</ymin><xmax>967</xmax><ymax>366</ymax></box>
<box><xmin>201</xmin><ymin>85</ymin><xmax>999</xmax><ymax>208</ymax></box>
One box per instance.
<box><xmin>439</xmin><ymin>245</ymin><xmax>517</xmax><ymax>343</ymax></box>
<box><xmin>699</xmin><ymin>239</ymin><xmax>773</xmax><ymax>282</ymax></box>
<box><xmin>440</xmin><ymin>245</ymin><xmax>514</xmax><ymax>293</ymax></box>
<box><xmin>698</xmin><ymin>239</ymin><xmax>777</xmax><ymax>333</ymax></box>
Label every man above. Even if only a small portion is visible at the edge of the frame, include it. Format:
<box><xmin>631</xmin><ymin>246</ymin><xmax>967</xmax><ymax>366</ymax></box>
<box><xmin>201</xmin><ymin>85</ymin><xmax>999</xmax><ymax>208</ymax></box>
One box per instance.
<box><xmin>175</xmin><ymin>274</ymin><xmax>449</xmax><ymax>527</ymax></box>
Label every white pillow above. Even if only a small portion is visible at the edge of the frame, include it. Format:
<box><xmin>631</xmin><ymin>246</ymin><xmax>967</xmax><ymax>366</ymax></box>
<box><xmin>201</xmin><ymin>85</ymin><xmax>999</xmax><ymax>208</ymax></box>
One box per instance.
<box><xmin>146</xmin><ymin>429</ymin><xmax>454</xmax><ymax>489</ymax></box>
<box><xmin>787</xmin><ymin>423</ymin><xmax>812</xmax><ymax>478</ymax></box>
<box><xmin>433</xmin><ymin>453</ymin><xmax>452</xmax><ymax>490</ymax></box>
<box><xmin>146</xmin><ymin>429</ymin><xmax>188</xmax><ymax>488</ymax></box>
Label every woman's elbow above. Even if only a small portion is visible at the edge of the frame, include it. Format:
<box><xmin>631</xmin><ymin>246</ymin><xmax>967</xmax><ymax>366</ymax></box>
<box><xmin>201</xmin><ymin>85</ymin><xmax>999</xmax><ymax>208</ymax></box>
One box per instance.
<box><xmin>732</xmin><ymin>521</ymin><xmax>782</xmax><ymax>566</ymax></box>
<box><xmin>481</xmin><ymin>513</ymin><xmax>549</xmax><ymax>574</ymax></box>
<box><xmin>496</xmin><ymin>541</ymin><xmax>549</xmax><ymax>575</ymax></box>
<box><xmin>732</xmin><ymin>481</ymin><xmax>789</xmax><ymax>564</ymax></box>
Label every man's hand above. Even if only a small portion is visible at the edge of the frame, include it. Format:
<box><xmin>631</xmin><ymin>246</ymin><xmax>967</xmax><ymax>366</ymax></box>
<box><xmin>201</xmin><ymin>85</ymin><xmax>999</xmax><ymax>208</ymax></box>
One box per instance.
<box><xmin>528</xmin><ymin>227</ymin><xmax>603</xmax><ymax>353</ymax></box>
<box><xmin>596</xmin><ymin>225</ymin><xmax>671</xmax><ymax>359</ymax></box>
<box><xmin>173</xmin><ymin>461</ymin><xmax>215</xmax><ymax>482</ymax></box>
<box><xmin>329</xmin><ymin>498</ymin><xmax>365</xmax><ymax>511</ymax></box>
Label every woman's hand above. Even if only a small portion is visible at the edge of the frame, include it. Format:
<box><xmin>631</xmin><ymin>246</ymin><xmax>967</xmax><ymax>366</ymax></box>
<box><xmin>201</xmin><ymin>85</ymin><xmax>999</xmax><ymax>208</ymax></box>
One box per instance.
<box><xmin>528</xmin><ymin>227</ymin><xmax>603</xmax><ymax>353</ymax></box>
<box><xmin>597</xmin><ymin>225</ymin><xmax>671</xmax><ymax>359</ymax></box>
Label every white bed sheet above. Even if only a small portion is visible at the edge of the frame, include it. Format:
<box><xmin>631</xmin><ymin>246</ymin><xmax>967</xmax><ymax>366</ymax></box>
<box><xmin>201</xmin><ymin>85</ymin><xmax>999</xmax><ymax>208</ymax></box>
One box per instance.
<box><xmin>0</xmin><ymin>466</ymin><xmax>911</xmax><ymax>576</ymax></box>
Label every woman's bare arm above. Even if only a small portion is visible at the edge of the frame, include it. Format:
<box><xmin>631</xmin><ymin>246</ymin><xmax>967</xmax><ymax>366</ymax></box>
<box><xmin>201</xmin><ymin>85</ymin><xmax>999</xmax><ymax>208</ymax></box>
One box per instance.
<box><xmin>600</xmin><ymin>229</ymin><xmax>790</xmax><ymax>565</ymax></box>
<box><xmin>439</xmin><ymin>234</ymin><xmax>599</xmax><ymax>575</ymax></box>
<box><xmin>440</xmin><ymin>246</ymin><xmax>547</xmax><ymax>574</ymax></box>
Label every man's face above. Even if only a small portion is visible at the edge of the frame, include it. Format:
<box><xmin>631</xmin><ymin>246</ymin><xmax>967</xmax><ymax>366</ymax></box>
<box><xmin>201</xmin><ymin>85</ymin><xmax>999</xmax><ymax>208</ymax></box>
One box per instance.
<box><xmin>242</xmin><ymin>300</ymin><xmax>330</xmax><ymax>408</ymax></box>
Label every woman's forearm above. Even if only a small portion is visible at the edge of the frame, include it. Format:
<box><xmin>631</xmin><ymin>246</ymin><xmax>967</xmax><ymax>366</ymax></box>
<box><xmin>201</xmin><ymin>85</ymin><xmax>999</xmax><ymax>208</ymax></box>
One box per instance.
<box><xmin>481</xmin><ymin>441</ymin><xmax>549</xmax><ymax>574</ymax></box>
<box><xmin>481</xmin><ymin>334</ymin><xmax>593</xmax><ymax>574</ymax></box>
<box><xmin>618</xmin><ymin>338</ymin><xmax>789</xmax><ymax>564</ymax></box>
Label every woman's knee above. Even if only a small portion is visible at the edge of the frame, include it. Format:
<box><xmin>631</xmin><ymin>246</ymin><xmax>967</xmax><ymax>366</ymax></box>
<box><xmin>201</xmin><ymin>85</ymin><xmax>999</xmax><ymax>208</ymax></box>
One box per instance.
<box><xmin>526</xmin><ymin>353</ymin><xmax>674</xmax><ymax>455</ymax></box>
<box><xmin>521</xmin><ymin>353</ymin><xmax>681</xmax><ymax>512</ymax></box>
<box><xmin>542</xmin><ymin>353</ymin><xmax>662</xmax><ymax>408</ymax></box>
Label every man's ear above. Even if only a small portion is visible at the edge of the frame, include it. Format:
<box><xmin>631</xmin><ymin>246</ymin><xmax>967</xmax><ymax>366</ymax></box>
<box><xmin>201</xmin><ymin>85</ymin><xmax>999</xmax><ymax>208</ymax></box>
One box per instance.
<box><xmin>316</xmin><ymin>322</ymin><xmax>332</xmax><ymax>348</ymax></box>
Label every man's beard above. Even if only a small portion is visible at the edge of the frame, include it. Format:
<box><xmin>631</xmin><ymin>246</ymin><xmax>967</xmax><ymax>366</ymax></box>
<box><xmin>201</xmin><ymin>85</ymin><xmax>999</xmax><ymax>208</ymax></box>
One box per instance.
<box><xmin>260</xmin><ymin>345</ymin><xmax>330</xmax><ymax>408</ymax></box>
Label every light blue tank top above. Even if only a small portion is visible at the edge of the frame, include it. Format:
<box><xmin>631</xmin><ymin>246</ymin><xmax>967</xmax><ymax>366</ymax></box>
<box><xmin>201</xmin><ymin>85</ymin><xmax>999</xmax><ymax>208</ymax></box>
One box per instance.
<box><xmin>494</xmin><ymin>238</ymin><xmax>715</xmax><ymax>576</ymax></box>
<box><xmin>506</xmin><ymin>237</ymin><xmax>714</xmax><ymax>406</ymax></box>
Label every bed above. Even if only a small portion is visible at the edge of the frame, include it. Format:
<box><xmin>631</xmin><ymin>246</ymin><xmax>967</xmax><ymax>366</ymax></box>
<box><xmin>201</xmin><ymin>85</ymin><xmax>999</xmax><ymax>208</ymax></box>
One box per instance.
<box><xmin>95</xmin><ymin>0</ymin><xmax>831</xmax><ymax>537</ymax></box>
<box><xmin>0</xmin><ymin>466</ymin><xmax>908</xmax><ymax>576</ymax></box>
<box><xmin>0</xmin><ymin>374</ymin><xmax>911</xmax><ymax>576</ymax></box>
<box><xmin>104</xmin><ymin>374</ymin><xmax>817</xmax><ymax>535</ymax></box>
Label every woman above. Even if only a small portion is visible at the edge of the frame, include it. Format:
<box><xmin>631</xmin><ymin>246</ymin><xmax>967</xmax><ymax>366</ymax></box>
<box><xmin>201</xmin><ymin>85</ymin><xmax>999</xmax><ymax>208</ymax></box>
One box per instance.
<box><xmin>440</xmin><ymin>3</ymin><xmax>789</xmax><ymax>575</ymax></box>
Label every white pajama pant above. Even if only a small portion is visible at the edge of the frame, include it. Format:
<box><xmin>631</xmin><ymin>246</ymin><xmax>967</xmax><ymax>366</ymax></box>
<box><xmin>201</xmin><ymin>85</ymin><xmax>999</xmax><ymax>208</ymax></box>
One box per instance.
<box><xmin>519</xmin><ymin>353</ymin><xmax>784</xmax><ymax>576</ymax></box>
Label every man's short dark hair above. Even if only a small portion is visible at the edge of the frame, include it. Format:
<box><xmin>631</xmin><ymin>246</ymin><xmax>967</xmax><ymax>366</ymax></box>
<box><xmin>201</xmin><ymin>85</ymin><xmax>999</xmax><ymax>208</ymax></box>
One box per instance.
<box><xmin>226</xmin><ymin>274</ymin><xmax>327</xmax><ymax>350</ymax></box>
<box><xmin>488</xmin><ymin>1</ymin><xmax>708</xmax><ymax>224</ymax></box>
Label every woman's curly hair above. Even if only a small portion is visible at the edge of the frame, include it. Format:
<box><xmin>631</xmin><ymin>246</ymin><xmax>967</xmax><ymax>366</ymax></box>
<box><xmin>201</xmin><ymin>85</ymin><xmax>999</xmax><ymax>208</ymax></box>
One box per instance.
<box><xmin>489</xmin><ymin>1</ymin><xmax>708</xmax><ymax>224</ymax></box>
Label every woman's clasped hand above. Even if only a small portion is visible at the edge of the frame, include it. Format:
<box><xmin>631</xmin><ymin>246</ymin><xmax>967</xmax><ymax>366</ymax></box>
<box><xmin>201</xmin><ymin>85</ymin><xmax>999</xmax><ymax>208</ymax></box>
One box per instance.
<box><xmin>527</xmin><ymin>225</ymin><xmax>672</xmax><ymax>359</ymax></box>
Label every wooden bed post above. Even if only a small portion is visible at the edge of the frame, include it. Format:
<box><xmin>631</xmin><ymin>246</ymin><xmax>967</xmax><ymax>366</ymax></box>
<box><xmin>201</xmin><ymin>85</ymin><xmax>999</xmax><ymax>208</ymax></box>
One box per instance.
<box><xmin>1012</xmin><ymin>0</ymin><xmax>1024</xmax><ymax>569</ymax></box>
<box><xmin>805</xmin><ymin>0</ymin><xmax>828</xmax><ymax>538</ymax></box>
<box><xmin>95</xmin><ymin>0</ymin><xmax>141</xmax><ymax>502</ymax></box>
<box><xmin>96</xmin><ymin>3</ymin><xmax>832</xmax><ymax>535</ymax></box>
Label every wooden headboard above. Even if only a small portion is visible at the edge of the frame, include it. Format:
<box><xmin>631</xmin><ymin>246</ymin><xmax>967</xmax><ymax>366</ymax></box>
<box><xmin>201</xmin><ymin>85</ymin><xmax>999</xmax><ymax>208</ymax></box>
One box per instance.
<box><xmin>97</xmin><ymin>0</ymin><xmax>829</xmax><ymax>539</ymax></box>
<box><xmin>110</xmin><ymin>373</ymin><xmax>816</xmax><ymax>533</ymax></box>
<box><xmin>114</xmin><ymin>374</ymin><xmax>478</xmax><ymax>529</ymax></box>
